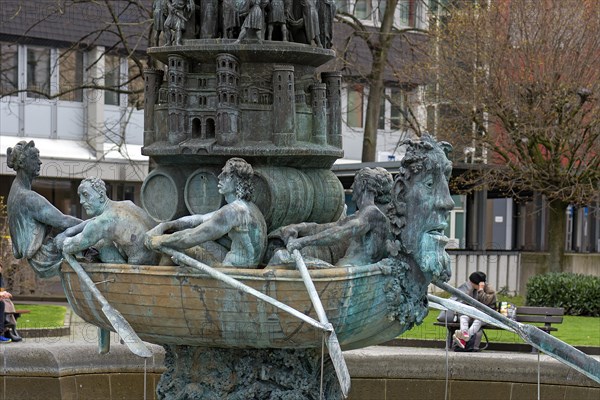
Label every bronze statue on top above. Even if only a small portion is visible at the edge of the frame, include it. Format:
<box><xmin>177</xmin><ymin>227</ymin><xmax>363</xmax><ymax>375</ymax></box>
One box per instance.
<box><xmin>301</xmin><ymin>0</ymin><xmax>322</xmax><ymax>47</ymax></box>
<box><xmin>164</xmin><ymin>0</ymin><xmax>195</xmax><ymax>45</ymax></box>
<box><xmin>151</xmin><ymin>0</ymin><xmax>336</xmax><ymax>47</ymax></box>
<box><xmin>235</xmin><ymin>0</ymin><xmax>269</xmax><ymax>43</ymax></box>
<box><xmin>222</xmin><ymin>0</ymin><xmax>243</xmax><ymax>39</ymax></box>
<box><xmin>267</xmin><ymin>0</ymin><xmax>289</xmax><ymax>41</ymax></box>
<box><xmin>153</xmin><ymin>0</ymin><xmax>168</xmax><ymax>46</ymax></box>
<box><xmin>318</xmin><ymin>0</ymin><xmax>335</xmax><ymax>49</ymax></box>
<box><xmin>199</xmin><ymin>0</ymin><xmax>219</xmax><ymax>38</ymax></box>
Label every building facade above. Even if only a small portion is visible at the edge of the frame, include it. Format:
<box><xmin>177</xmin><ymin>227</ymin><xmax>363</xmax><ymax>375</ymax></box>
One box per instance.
<box><xmin>2</xmin><ymin>0</ymin><xmax>598</xmax><ymax>269</ymax></box>
<box><xmin>0</xmin><ymin>2</ymin><xmax>149</xmax><ymax>218</ymax></box>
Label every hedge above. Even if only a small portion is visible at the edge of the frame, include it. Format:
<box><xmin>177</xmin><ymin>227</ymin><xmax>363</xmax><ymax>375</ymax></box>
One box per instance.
<box><xmin>526</xmin><ymin>272</ymin><xmax>600</xmax><ymax>316</ymax></box>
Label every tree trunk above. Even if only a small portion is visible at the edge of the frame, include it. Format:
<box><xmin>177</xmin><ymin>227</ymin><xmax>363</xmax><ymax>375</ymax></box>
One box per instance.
<box><xmin>362</xmin><ymin>73</ymin><xmax>384</xmax><ymax>162</ymax></box>
<box><xmin>547</xmin><ymin>198</ymin><xmax>568</xmax><ymax>273</ymax></box>
<box><xmin>361</xmin><ymin>0</ymin><xmax>398</xmax><ymax>162</ymax></box>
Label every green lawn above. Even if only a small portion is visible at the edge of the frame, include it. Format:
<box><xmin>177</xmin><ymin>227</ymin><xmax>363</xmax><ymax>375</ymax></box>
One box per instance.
<box><xmin>10</xmin><ymin>303</ymin><xmax>599</xmax><ymax>347</ymax></box>
<box><xmin>402</xmin><ymin>308</ymin><xmax>600</xmax><ymax>347</ymax></box>
<box><xmin>13</xmin><ymin>304</ymin><xmax>68</xmax><ymax>329</ymax></box>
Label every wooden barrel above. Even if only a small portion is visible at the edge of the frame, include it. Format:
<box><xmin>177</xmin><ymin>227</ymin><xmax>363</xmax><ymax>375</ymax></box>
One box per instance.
<box><xmin>303</xmin><ymin>169</ymin><xmax>345</xmax><ymax>223</ymax></box>
<box><xmin>141</xmin><ymin>166</ymin><xmax>190</xmax><ymax>222</ymax></box>
<box><xmin>252</xmin><ymin>166</ymin><xmax>314</xmax><ymax>231</ymax></box>
<box><xmin>184</xmin><ymin>167</ymin><xmax>224</xmax><ymax>215</ymax></box>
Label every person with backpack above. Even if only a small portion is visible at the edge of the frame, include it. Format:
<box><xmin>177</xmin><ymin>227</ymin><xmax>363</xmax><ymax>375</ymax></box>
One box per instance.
<box><xmin>452</xmin><ymin>271</ymin><xmax>497</xmax><ymax>351</ymax></box>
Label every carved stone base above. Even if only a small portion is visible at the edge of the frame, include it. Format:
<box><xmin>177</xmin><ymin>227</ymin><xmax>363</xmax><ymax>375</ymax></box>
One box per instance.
<box><xmin>157</xmin><ymin>345</ymin><xmax>342</xmax><ymax>400</ymax></box>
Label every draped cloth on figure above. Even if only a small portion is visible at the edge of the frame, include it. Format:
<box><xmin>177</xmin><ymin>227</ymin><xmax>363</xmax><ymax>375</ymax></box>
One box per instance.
<box><xmin>8</xmin><ymin>206</ymin><xmax>62</xmax><ymax>278</ymax></box>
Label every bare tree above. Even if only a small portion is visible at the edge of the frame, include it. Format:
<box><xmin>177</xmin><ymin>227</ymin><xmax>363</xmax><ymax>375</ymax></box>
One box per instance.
<box><xmin>429</xmin><ymin>0</ymin><xmax>600</xmax><ymax>271</ymax></box>
<box><xmin>0</xmin><ymin>0</ymin><xmax>153</xmax><ymax>165</ymax></box>
<box><xmin>334</xmin><ymin>0</ymin><xmax>435</xmax><ymax>162</ymax></box>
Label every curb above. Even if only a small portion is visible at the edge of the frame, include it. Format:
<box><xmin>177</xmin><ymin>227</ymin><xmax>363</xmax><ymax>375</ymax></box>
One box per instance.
<box><xmin>383</xmin><ymin>338</ymin><xmax>600</xmax><ymax>356</ymax></box>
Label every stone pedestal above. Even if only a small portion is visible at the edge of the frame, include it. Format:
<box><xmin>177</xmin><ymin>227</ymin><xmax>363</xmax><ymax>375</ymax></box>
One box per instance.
<box><xmin>157</xmin><ymin>346</ymin><xmax>343</xmax><ymax>400</ymax></box>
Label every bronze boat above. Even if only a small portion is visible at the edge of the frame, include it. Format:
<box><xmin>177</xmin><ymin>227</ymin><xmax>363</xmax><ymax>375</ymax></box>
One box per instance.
<box><xmin>60</xmin><ymin>262</ymin><xmax>404</xmax><ymax>350</ymax></box>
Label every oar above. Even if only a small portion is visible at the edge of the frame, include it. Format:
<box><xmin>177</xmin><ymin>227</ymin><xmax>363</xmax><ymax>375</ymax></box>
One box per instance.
<box><xmin>158</xmin><ymin>246</ymin><xmax>330</xmax><ymax>332</ymax></box>
<box><xmin>427</xmin><ymin>294</ymin><xmax>514</xmax><ymax>332</ymax></box>
<box><xmin>434</xmin><ymin>280</ymin><xmax>600</xmax><ymax>384</ymax></box>
<box><xmin>63</xmin><ymin>253</ymin><xmax>152</xmax><ymax>358</ymax></box>
<box><xmin>292</xmin><ymin>250</ymin><xmax>351</xmax><ymax>399</ymax></box>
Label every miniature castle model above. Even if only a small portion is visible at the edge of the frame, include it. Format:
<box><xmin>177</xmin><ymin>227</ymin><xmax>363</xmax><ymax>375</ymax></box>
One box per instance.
<box><xmin>143</xmin><ymin>47</ymin><xmax>342</xmax><ymax>156</ymax></box>
<box><xmin>140</xmin><ymin>0</ymin><xmax>345</xmax><ymax>230</ymax></box>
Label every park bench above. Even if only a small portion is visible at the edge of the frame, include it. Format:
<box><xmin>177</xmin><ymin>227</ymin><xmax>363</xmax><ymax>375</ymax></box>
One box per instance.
<box><xmin>4</xmin><ymin>309</ymin><xmax>30</xmax><ymax>342</ymax></box>
<box><xmin>434</xmin><ymin>306</ymin><xmax>564</xmax><ymax>351</ymax></box>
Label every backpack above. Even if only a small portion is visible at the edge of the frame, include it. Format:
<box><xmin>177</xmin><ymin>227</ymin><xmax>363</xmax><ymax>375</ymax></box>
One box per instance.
<box><xmin>453</xmin><ymin>331</ymin><xmax>483</xmax><ymax>352</ymax></box>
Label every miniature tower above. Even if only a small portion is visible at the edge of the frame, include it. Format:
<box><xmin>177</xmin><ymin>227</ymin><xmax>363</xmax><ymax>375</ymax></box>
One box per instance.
<box><xmin>272</xmin><ymin>65</ymin><xmax>296</xmax><ymax>146</ymax></box>
<box><xmin>143</xmin><ymin>69</ymin><xmax>164</xmax><ymax>146</ymax></box>
<box><xmin>311</xmin><ymin>83</ymin><xmax>327</xmax><ymax>145</ymax></box>
<box><xmin>215</xmin><ymin>53</ymin><xmax>240</xmax><ymax>146</ymax></box>
<box><xmin>322</xmin><ymin>71</ymin><xmax>342</xmax><ymax>148</ymax></box>
<box><xmin>167</xmin><ymin>55</ymin><xmax>188</xmax><ymax>144</ymax></box>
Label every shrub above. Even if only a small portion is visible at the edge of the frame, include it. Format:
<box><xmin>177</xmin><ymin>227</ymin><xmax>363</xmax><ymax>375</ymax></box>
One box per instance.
<box><xmin>526</xmin><ymin>273</ymin><xmax>600</xmax><ymax>316</ymax></box>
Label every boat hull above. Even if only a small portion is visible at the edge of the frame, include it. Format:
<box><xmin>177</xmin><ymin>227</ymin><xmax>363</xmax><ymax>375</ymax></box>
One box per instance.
<box><xmin>60</xmin><ymin>262</ymin><xmax>404</xmax><ymax>350</ymax></box>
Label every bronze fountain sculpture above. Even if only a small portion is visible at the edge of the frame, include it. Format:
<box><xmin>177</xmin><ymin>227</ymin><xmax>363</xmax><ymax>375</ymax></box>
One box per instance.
<box><xmin>6</xmin><ymin>0</ymin><xmax>600</xmax><ymax>398</ymax></box>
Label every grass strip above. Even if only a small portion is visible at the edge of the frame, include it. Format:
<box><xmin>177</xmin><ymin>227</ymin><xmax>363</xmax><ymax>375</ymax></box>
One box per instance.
<box><xmin>402</xmin><ymin>309</ymin><xmax>600</xmax><ymax>347</ymax></box>
<box><xmin>13</xmin><ymin>304</ymin><xmax>67</xmax><ymax>329</ymax></box>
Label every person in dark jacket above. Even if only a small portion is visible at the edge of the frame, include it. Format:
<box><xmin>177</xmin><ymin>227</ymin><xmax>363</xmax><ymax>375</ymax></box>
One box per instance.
<box><xmin>453</xmin><ymin>271</ymin><xmax>497</xmax><ymax>350</ymax></box>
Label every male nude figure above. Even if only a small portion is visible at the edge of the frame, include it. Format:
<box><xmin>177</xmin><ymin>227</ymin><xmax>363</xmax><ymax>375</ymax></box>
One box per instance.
<box><xmin>57</xmin><ymin>177</ymin><xmax>159</xmax><ymax>265</ymax></box>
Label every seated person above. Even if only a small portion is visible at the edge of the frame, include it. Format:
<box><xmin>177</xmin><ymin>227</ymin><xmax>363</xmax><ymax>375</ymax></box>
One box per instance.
<box><xmin>0</xmin><ymin>290</ymin><xmax>13</xmax><ymax>343</ymax></box>
<box><xmin>453</xmin><ymin>271</ymin><xmax>497</xmax><ymax>350</ymax></box>
<box><xmin>56</xmin><ymin>177</ymin><xmax>159</xmax><ymax>265</ymax></box>
<box><xmin>145</xmin><ymin>158</ymin><xmax>267</xmax><ymax>268</ymax></box>
<box><xmin>2</xmin><ymin>296</ymin><xmax>21</xmax><ymax>342</ymax></box>
<box><xmin>273</xmin><ymin>167</ymin><xmax>393</xmax><ymax>267</ymax></box>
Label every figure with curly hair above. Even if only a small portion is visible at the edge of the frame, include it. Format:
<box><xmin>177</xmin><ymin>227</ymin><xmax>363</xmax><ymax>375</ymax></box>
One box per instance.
<box><xmin>387</xmin><ymin>134</ymin><xmax>455</xmax><ymax>281</ymax></box>
<box><xmin>55</xmin><ymin>177</ymin><xmax>159</xmax><ymax>265</ymax></box>
<box><xmin>6</xmin><ymin>140</ymin><xmax>82</xmax><ymax>278</ymax></box>
<box><xmin>145</xmin><ymin>158</ymin><xmax>267</xmax><ymax>268</ymax></box>
<box><xmin>275</xmin><ymin>167</ymin><xmax>393</xmax><ymax>267</ymax></box>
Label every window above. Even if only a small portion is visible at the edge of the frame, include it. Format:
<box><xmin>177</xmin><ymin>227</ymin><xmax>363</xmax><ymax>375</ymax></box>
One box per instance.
<box><xmin>354</xmin><ymin>0</ymin><xmax>372</xmax><ymax>19</ymax></box>
<box><xmin>351</xmin><ymin>0</ymin><xmax>427</xmax><ymax>27</ymax></box>
<box><xmin>390</xmin><ymin>88</ymin><xmax>406</xmax><ymax>130</ymax></box>
<box><xmin>399</xmin><ymin>0</ymin><xmax>415</xmax><ymax>27</ymax></box>
<box><xmin>335</xmin><ymin>0</ymin><xmax>350</xmax><ymax>13</ymax></box>
<box><xmin>104</xmin><ymin>182</ymin><xmax>137</xmax><ymax>202</ymax></box>
<box><xmin>31</xmin><ymin>179</ymin><xmax>77</xmax><ymax>217</ymax></box>
<box><xmin>59</xmin><ymin>50</ymin><xmax>83</xmax><ymax>102</ymax></box>
<box><xmin>117</xmin><ymin>184</ymin><xmax>136</xmax><ymax>202</ymax></box>
<box><xmin>0</xmin><ymin>42</ymin><xmax>18</xmax><ymax>95</ymax></box>
<box><xmin>27</xmin><ymin>47</ymin><xmax>51</xmax><ymax>98</ymax></box>
<box><xmin>429</xmin><ymin>0</ymin><xmax>449</xmax><ymax>14</ymax></box>
<box><xmin>347</xmin><ymin>85</ymin><xmax>364</xmax><ymax>128</ymax></box>
<box><xmin>377</xmin><ymin>0</ymin><xmax>387</xmax><ymax>22</ymax></box>
<box><xmin>104</xmin><ymin>55</ymin><xmax>121</xmax><ymax>106</ymax></box>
